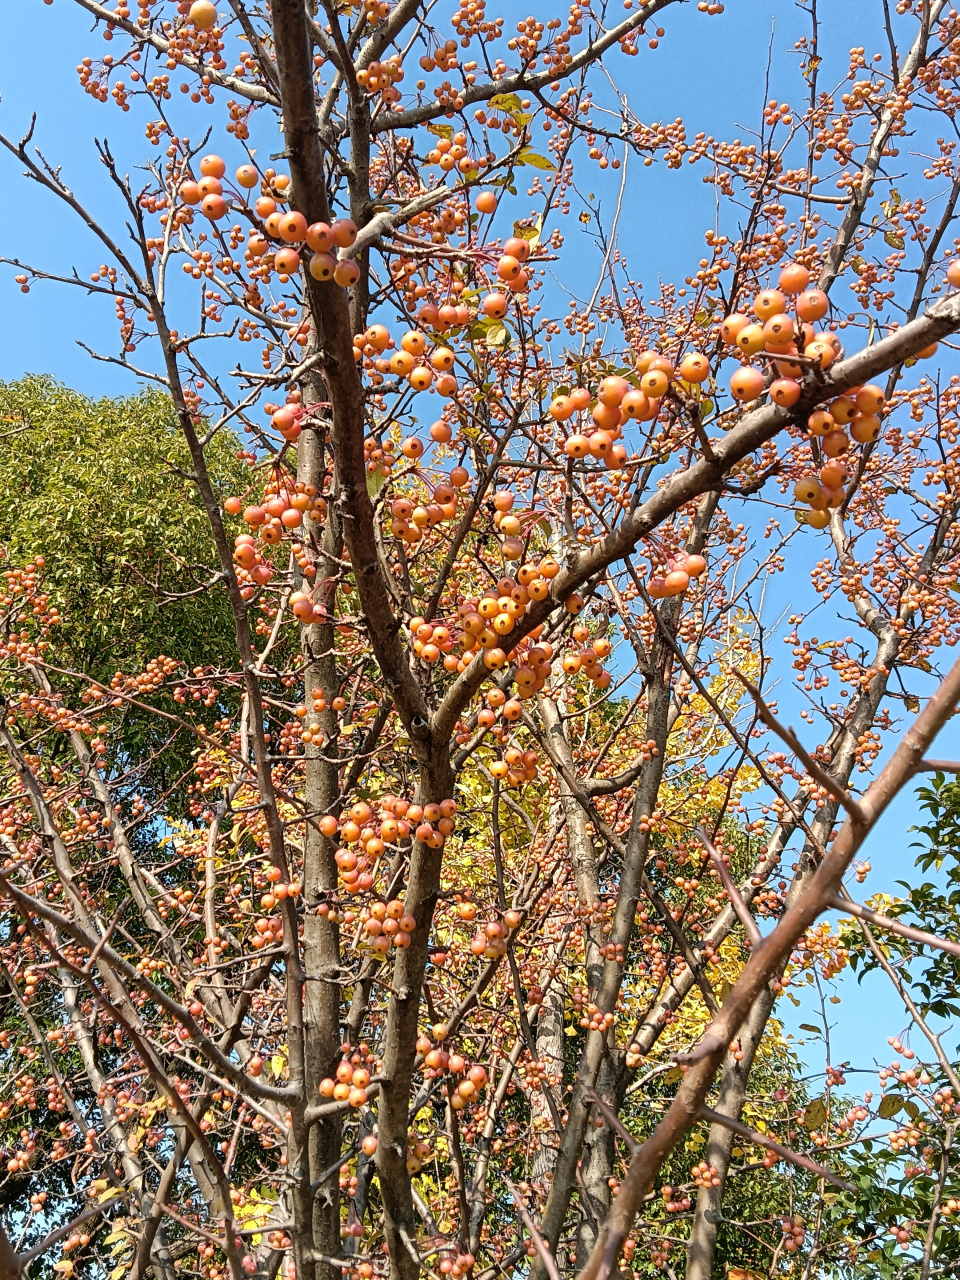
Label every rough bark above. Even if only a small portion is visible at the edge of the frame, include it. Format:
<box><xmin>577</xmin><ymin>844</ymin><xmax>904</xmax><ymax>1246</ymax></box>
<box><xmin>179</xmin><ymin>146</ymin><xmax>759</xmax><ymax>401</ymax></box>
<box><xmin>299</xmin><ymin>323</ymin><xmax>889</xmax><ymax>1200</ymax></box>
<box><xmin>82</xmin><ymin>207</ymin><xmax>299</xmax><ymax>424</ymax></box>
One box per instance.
<box><xmin>685</xmin><ymin>987</ymin><xmax>776</xmax><ymax>1280</ymax></box>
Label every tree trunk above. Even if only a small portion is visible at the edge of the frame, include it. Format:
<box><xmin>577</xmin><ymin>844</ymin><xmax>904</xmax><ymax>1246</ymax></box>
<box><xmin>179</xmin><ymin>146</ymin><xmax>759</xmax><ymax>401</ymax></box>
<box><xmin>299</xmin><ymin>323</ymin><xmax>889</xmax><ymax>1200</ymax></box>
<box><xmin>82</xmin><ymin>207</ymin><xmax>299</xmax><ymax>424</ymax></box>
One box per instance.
<box><xmin>298</xmin><ymin>386</ymin><xmax>345</xmax><ymax>1280</ymax></box>
<box><xmin>686</xmin><ymin>986</ymin><xmax>775</xmax><ymax>1280</ymax></box>
<box><xmin>531</xmin><ymin>977</ymin><xmax>564</xmax><ymax>1192</ymax></box>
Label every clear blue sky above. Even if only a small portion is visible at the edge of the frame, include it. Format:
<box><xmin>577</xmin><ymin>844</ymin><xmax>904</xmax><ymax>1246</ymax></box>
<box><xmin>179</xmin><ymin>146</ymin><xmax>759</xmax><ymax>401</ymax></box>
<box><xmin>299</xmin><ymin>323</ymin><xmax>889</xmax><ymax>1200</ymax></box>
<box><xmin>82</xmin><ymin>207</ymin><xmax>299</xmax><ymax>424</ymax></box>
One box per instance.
<box><xmin>1</xmin><ymin>0</ymin><xmax>955</xmax><ymax>1081</ymax></box>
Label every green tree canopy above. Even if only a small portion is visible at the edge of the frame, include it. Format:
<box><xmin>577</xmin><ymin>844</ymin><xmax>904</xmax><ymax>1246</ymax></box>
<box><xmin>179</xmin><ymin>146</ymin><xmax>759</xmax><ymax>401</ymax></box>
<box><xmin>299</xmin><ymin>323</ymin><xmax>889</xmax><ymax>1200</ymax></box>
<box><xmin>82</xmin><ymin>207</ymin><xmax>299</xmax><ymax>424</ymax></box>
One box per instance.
<box><xmin>0</xmin><ymin>375</ymin><xmax>247</xmax><ymax>681</ymax></box>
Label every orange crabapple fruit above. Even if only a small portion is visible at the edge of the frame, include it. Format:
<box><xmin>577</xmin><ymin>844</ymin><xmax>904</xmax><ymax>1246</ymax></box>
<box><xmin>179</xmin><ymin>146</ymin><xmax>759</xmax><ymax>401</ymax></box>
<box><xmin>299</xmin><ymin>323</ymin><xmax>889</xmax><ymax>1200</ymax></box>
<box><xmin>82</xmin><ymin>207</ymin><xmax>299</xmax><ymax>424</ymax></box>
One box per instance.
<box><xmin>189</xmin><ymin>0</ymin><xmax>217</xmax><ymax>27</ymax></box>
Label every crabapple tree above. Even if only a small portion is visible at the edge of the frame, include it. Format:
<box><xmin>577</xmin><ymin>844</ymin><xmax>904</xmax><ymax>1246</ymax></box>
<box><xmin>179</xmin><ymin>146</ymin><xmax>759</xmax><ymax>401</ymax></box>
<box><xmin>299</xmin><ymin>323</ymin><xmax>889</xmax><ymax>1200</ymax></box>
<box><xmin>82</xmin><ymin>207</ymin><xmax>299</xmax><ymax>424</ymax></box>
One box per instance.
<box><xmin>3</xmin><ymin>0</ymin><xmax>960</xmax><ymax>1278</ymax></box>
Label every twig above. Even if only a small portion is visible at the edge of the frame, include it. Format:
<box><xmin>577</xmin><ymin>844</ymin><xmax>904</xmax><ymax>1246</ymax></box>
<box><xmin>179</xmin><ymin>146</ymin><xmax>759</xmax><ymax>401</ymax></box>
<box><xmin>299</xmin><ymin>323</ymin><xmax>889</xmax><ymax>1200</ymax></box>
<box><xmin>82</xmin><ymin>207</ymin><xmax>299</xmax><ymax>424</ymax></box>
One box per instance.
<box><xmin>583</xmin><ymin>1085</ymin><xmax>639</xmax><ymax>1155</ymax></box>
<box><xmin>831</xmin><ymin>892</ymin><xmax>960</xmax><ymax>959</ymax></box>
<box><xmin>698</xmin><ymin>1107</ymin><xmax>855</xmax><ymax>1193</ymax></box>
<box><xmin>732</xmin><ymin>669</ymin><xmax>866</xmax><ymax>823</ymax></box>
<box><xmin>506</xmin><ymin>1182</ymin><xmax>562</xmax><ymax>1280</ymax></box>
<box><xmin>697</xmin><ymin>826</ymin><xmax>762</xmax><ymax>947</ymax></box>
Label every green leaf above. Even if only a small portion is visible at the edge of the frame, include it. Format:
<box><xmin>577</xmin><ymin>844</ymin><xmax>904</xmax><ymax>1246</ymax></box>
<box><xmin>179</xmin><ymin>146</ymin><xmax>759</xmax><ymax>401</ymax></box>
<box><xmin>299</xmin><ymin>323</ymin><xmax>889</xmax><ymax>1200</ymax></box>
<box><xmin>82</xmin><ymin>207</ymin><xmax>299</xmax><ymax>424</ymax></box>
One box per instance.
<box><xmin>804</xmin><ymin>1096</ymin><xmax>827</xmax><ymax>1130</ymax></box>
<box><xmin>515</xmin><ymin>147</ymin><xmax>556</xmax><ymax>172</ymax></box>
<box><xmin>470</xmin><ymin>315</ymin><xmax>511</xmax><ymax>347</ymax></box>
<box><xmin>884</xmin><ymin>231</ymin><xmax>905</xmax><ymax>249</ymax></box>
<box><xmin>878</xmin><ymin>1094</ymin><xmax>903</xmax><ymax>1119</ymax></box>
<box><xmin>367</xmin><ymin>466</ymin><xmax>388</xmax><ymax>498</ymax></box>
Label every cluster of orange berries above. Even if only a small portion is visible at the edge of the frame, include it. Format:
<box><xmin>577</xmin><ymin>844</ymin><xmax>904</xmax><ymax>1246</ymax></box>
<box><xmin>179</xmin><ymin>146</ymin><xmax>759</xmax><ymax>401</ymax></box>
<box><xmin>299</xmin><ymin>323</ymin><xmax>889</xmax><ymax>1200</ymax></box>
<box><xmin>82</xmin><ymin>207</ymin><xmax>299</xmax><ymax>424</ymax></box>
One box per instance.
<box><xmin>356</xmin><ymin>54</ymin><xmax>403</xmax><ymax>98</ymax></box>
<box><xmin>691</xmin><ymin>1160</ymin><xmax>722</xmax><ymax>1189</ymax></box>
<box><xmin>437</xmin><ymin>1251</ymin><xmax>476</xmax><ymax>1277</ymax></box>
<box><xmin>551</xmin><ymin>348</ymin><xmax>709</xmax><ymax>464</ymax></box>
<box><xmin>178</xmin><ymin>152</ymin><xmax>363</xmax><ymax>287</ymax></box>
<box><xmin>358</xmin><ymin>323</ymin><xmax>459</xmax><ymax>397</ymax></box>
<box><xmin>661</xmin><ymin>1185</ymin><xmax>692</xmax><ymax>1213</ymax></box>
<box><xmin>424</xmin><ymin>130</ymin><xmax>488</xmax><ymax>176</ymax></box>
<box><xmin>391</xmin><ymin>475</ymin><xmax>465</xmax><ymax>547</ymax></box>
<box><xmin>414</xmin><ymin>1034</ymin><xmax>490</xmax><ymax>1108</ymax></box>
<box><xmin>250</xmin><ymin>914</ymin><xmax>284</xmax><ymax>950</ymax></box>
<box><xmin>317</xmin><ymin>797</ymin><xmax>457</xmax><ymax>896</ymax></box>
<box><xmin>791</xmin><ymin>384</ymin><xmax>887</xmax><ymax>526</ymax></box>
<box><xmin>404</xmin><ymin>1135</ymin><xmax>434</xmax><ymax>1173</ymax></box>
<box><xmin>781</xmin><ymin>1217</ymin><xmax>806</xmax><ymax>1253</ymax></box>
<box><xmin>407</xmin><ymin>568</ymin><xmax>558</xmax><ymax>678</ymax></box>
<box><xmin>722</xmin><ymin>264</ymin><xmax>833</xmax><ymax>404</ymax></box>
<box><xmin>358</xmin><ymin>898</ymin><xmax>418</xmax><ymax>954</ymax></box>
<box><xmin>647</xmin><ymin>548</ymin><xmax>707</xmax><ymax>599</ymax></box>
<box><xmin>888</xmin><ymin>1222</ymin><xmax>914</xmax><ymax>1249</ymax></box>
<box><xmin>468</xmin><ymin>908</ymin><xmax>521</xmax><ymax>958</ymax></box>
<box><xmin>258</xmin><ymin>864</ymin><xmax>301</xmax><ymax>910</ymax></box>
<box><xmin>625</xmin><ymin>1041</ymin><xmax>644</xmax><ymax>1069</ymax></box>
<box><xmin>177</xmin><ymin>152</ymin><xmax>250</xmax><ymax>222</ymax></box>
<box><xmin>319</xmin><ymin>1058</ymin><xmax>374</xmax><ymax>1108</ymax></box>
<box><xmin>248</xmin><ymin>210</ymin><xmax>360</xmax><ymax>286</ymax></box>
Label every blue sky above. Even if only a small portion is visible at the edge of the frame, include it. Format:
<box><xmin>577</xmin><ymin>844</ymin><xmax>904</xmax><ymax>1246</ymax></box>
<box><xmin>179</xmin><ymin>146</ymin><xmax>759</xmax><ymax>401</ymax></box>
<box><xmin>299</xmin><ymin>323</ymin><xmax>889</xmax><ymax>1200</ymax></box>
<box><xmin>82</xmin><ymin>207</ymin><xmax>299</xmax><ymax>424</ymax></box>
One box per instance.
<box><xmin>1</xmin><ymin>0</ymin><xmax>957</xmax><ymax>1082</ymax></box>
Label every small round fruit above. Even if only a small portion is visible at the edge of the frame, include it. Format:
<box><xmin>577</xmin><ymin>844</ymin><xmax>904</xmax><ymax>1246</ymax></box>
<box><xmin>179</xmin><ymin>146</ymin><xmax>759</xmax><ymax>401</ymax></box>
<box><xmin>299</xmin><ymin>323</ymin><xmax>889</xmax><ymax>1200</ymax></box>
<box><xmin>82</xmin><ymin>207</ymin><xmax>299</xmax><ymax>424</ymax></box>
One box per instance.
<box><xmin>763</xmin><ymin>314</ymin><xmax>795</xmax><ymax>347</ymax></box>
<box><xmin>829</xmin><ymin>395</ymin><xmax>857</xmax><ymax>424</ymax></box>
<box><xmin>334</xmin><ymin>259</ymin><xmax>361</xmax><ymax>287</ymax></box>
<box><xmin>720</xmin><ymin>312</ymin><xmax>749</xmax><ymax>344</ymax></box>
<box><xmin>822</xmin><ymin>429</ymin><xmax>850</xmax><ymax>458</ymax></box>
<box><xmin>769</xmin><ymin>378</ymin><xmax>801</xmax><ymax>407</ymax></box>
<box><xmin>274</xmin><ymin>247</ymin><xmax>301</xmax><ymax>275</ymax></box>
<box><xmin>729</xmin><ymin>367</ymin><xmax>766</xmax><ymax>402</ymax></box>
<box><xmin>331</xmin><ymin>218</ymin><xmax>359</xmax><ymax>247</ymax></box>
<box><xmin>948</xmin><ymin>260</ymin><xmax>960</xmax><ymax>287</ymax></box>
<box><xmin>805</xmin><ymin>507</ymin><xmax>831</xmax><ymax>529</ymax></box>
<box><xmin>309</xmin><ymin>253</ymin><xmax>336</xmax><ymax>281</ymax></box>
<box><xmin>598</xmin><ymin>375</ymin><xmax>629</xmax><ymax>406</ymax></box>
<box><xmin>855</xmin><ymin>384</ymin><xmax>885</xmax><ymax>414</ymax></box>
<box><xmin>678</xmin><ymin>353</ymin><xmax>710</xmax><ymax>383</ymax></box>
<box><xmin>807</xmin><ymin>409</ymin><xmax>834</xmax><ymax>436</ymax></box>
<box><xmin>235</xmin><ymin>164</ymin><xmax>259</xmax><ymax>188</ymax></box>
<box><xmin>189</xmin><ymin>0</ymin><xmax>217</xmax><ymax>29</ymax></box>
<box><xmin>793</xmin><ymin>478</ymin><xmax>821</xmax><ymax>505</ymax></box>
<box><xmin>753</xmin><ymin>289</ymin><xmax>786</xmax><ymax>321</ymax></box>
<box><xmin>201</xmin><ymin>194</ymin><xmax>227</xmax><ymax>220</ymax></box>
<box><xmin>820</xmin><ymin>461</ymin><xmax>849</xmax><ymax>489</ymax></box>
<box><xmin>735</xmin><ymin>323</ymin><xmax>766</xmax><ymax>355</ymax></box>
<box><xmin>279</xmin><ymin>211</ymin><xmax>308</xmax><ymax>243</ymax></box>
<box><xmin>850</xmin><ymin>413</ymin><xmax>881</xmax><ymax>443</ymax></box>
<box><xmin>476</xmin><ymin>192</ymin><xmax>497</xmax><ymax>214</ymax></box>
<box><xmin>778</xmin><ymin>262</ymin><xmax>811</xmax><ymax>295</ymax></box>
<box><xmin>796</xmin><ymin>289</ymin><xmax>829</xmax><ymax>321</ymax></box>
<box><xmin>199</xmin><ymin>154</ymin><xmax>226</xmax><ymax>179</ymax></box>
<box><xmin>641</xmin><ymin>369</ymin><xmax>669</xmax><ymax>398</ymax></box>
<box><xmin>306</xmin><ymin>222</ymin><xmax>333</xmax><ymax>253</ymax></box>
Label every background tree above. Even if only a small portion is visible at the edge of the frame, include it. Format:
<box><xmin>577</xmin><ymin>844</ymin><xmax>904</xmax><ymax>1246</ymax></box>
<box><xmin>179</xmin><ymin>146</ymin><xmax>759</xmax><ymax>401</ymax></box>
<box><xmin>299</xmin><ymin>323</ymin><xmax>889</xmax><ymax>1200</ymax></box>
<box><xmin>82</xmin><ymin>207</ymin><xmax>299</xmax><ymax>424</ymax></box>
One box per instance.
<box><xmin>1</xmin><ymin>0</ymin><xmax>960</xmax><ymax>1279</ymax></box>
